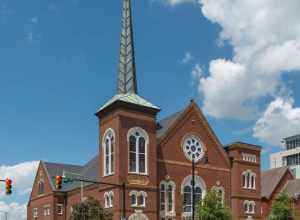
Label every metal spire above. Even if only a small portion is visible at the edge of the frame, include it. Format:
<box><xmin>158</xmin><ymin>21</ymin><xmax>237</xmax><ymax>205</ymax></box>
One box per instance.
<box><xmin>117</xmin><ymin>0</ymin><xmax>137</xmax><ymax>94</ymax></box>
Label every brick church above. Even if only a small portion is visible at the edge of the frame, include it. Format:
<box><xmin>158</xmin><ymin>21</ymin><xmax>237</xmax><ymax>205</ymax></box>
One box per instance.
<box><xmin>27</xmin><ymin>1</ymin><xmax>300</xmax><ymax>220</ymax></box>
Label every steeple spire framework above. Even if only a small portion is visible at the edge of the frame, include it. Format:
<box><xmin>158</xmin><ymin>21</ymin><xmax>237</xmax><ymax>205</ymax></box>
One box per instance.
<box><xmin>117</xmin><ymin>0</ymin><xmax>137</xmax><ymax>94</ymax></box>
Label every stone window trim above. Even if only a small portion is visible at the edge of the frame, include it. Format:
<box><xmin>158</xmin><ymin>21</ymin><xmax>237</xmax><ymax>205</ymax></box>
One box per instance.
<box><xmin>181</xmin><ymin>175</ymin><xmax>207</xmax><ymax>217</ymax></box>
<box><xmin>57</xmin><ymin>204</ymin><xmax>63</xmax><ymax>215</ymax></box>
<box><xmin>242</xmin><ymin>170</ymin><xmax>256</xmax><ymax>190</ymax></box>
<box><xmin>244</xmin><ymin>200</ymin><xmax>256</xmax><ymax>214</ymax></box>
<box><xmin>160</xmin><ymin>180</ymin><xmax>176</xmax><ymax>217</ymax></box>
<box><xmin>104</xmin><ymin>191</ymin><xmax>114</xmax><ymax>208</ymax></box>
<box><xmin>130</xmin><ymin>190</ymin><xmax>147</xmax><ymax>208</ymax></box>
<box><xmin>127</xmin><ymin>127</ymin><xmax>149</xmax><ymax>175</ymax></box>
<box><xmin>181</xmin><ymin>134</ymin><xmax>206</xmax><ymax>163</ymax></box>
<box><xmin>102</xmin><ymin>128</ymin><xmax>116</xmax><ymax>177</ymax></box>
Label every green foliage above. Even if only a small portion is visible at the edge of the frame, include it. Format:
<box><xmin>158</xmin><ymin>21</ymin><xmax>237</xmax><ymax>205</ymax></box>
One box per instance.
<box><xmin>268</xmin><ymin>191</ymin><xmax>296</xmax><ymax>220</ymax></box>
<box><xmin>196</xmin><ymin>190</ymin><xmax>234</xmax><ymax>220</ymax></box>
<box><xmin>69</xmin><ymin>197</ymin><xmax>112</xmax><ymax>220</ymax></box>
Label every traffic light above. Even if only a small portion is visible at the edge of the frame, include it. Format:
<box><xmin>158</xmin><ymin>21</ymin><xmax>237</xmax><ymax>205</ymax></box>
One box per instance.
<box><xmin>55</xmin><ymin>176</ymin><xmax>62</xmax><ymax>190</ymax></box>
<box><xmin>5</xmin><ymin>178</ymin><xmax>12</xmax><ymax>195</ymax></box>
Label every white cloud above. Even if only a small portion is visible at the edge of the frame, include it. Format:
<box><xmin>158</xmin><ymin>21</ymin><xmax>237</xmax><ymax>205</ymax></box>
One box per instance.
<box><xmin>154</xmin><ymin>0</ymin><xmax>195</xmax><ymax>6</ymax></box>
<box><xmin>182</xmin><ymin>52</ymin><xmax>194</xmax><ymax>63</ymax></box>
<box><xmin>253</xmin><ymin>97</ymin><xmax>300</xmax><ymax>147</ymax></box>
<box><xmin>191</xmin><ymin>0</ymin><xmax>300</xmax><ymax>121</ymax></box>
<box><xmin>0</xmin><ymin>201</ymin><xmax>26</xmax><ymax>220</ymax></box>
<box><xmin>0</xmin><ymin>161</ymin><xmax>39</xmax><ymax>197</ymax></box>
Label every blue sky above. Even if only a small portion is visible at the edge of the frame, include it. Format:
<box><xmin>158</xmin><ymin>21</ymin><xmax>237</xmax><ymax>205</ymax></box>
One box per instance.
<box><xmin>0</xmin><ymin>0</ymin><xmax>300</xmax><ymax>218</ymax></box>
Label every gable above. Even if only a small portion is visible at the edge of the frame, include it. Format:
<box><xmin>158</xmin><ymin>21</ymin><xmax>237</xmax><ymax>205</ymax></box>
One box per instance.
<box><xmin>157</xmin><ymin>101</ymin><xmax>230</xmax><ymax>168</ymax></box>
<box><xmin>262</xmin><ymin>167</ymin><xmax>295</xmax><ymax>200</ymax></box>
<box><xmin>29</xmin><ymin>162</ymin><xmax>54</xmax><ymax>200</ymax></box>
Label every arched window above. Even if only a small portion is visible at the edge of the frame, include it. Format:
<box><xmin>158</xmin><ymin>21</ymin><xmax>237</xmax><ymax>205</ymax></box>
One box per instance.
<box><xmin>160</xmin><ymin>181</ymin><xmax>176</xmax><ymax>218</ymax></box>
<box><xmin>242</xmin><ymin>170</ymin><xmax>256</xmax><ymax>189</ymax></box>
<box><xmin>128</xmin><ymin>127</ymin><xmax>149</xmax><ymax>174</ymax></box>
<box><xmin>244</xmin><ymin>200</ymin><xmax>255</xmax><ymax>214</ymax></box>
<box><xmin>130</xmin><ymin>191</ymin><xmax>138</xmax><ymax>207</ymax></box>
<box><xmin>130</xmin><ymin>191</ymin><xmax>147</xmax><ymax>207</ymax></box>
<box><xmin>38</xmin><ymin>181</ymin><xmax>45</xmax><ymax>195</ymax></box>
<box><xmin>104</xmin><ymin>191</ymin><xmax>114</xmax><ymax>208</ymax></box>
<box><xmin>103</xmin><ymin>129</ymin><xmax>115</xmax><ymax>176</ymax></box>
<box><xmin>181</xmin><ymin>175</ymin><xmax>206</xmax><ymax>216</ymax></box>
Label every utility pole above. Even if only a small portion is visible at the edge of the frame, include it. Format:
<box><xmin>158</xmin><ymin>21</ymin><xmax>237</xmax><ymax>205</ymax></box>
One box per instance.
<box><xmin>62</xmin><ymin>170</ymin><xmax>84</xmax><ymax>201</ymax></box>
<box><xmin>192</xmin><ymin>159</ymin><xmax>195</xmax><ymax>220</ymax></box>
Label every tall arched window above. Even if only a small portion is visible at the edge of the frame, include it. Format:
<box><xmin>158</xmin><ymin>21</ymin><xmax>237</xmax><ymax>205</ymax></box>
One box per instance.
<box><xmin>160</xmin><ymin>181</ymin><xmax>176</xmax><ymax>218</ymax></box>
<box><xmin>103</xmin><ymin>129</ymin><xmax>115</xmax><ymax>176</ymax></box>
<box><xmin>242</xmin><ymin>170</ymin><xmax>256</xmax><ymax>189</ymax></box>
<box><xmin>128</xmin><ymin>127</ymin><xmax>149</xmax><ymax>174</ymax></box>
<box><xmin>181</xmin><ymin>175</ymin><xmax>206</xmax><ymax>217</ymax></box>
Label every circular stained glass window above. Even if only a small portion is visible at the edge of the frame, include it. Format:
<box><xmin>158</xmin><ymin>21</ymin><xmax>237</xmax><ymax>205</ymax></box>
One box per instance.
<box><xmin>182</xmin><ymin>136</ymin><xmax>204</xmax><ymax>162</ymax></box>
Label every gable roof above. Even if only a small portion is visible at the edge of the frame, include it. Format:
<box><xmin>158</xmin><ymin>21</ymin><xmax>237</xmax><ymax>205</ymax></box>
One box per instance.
<box><xmin>42</xmin><ymin>156</ymin><xmax>99</xmax><ymax>192</ymax></box>
<box><xmin>284</xmin><ymin>179</ymin><xmax>300</xmax><ymax>199</ymax></box>
<box><xmin>156</xmin><ymin>110</ymin><xmax>184</xmax><ymax>139</ymax></box>
<box><xmin>261</xmin><ymin>167</ymin><xmax>291</xmax><ymax>199</ymax></box>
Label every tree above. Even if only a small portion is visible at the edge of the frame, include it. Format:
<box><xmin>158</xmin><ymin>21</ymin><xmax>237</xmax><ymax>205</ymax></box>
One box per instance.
<box><xmin>268</xmin><ymin>191</ymin><xmax>298</xmax><ymax>220</ymax></box>
<box><xmin>196</xmin><ymin>190</ymin><xmax>234</xmax><ymax>220</ymax></box>
<box><xmin>70</xmin><ymin>197</ymin><xmax>112</xmax><ymax>220</ymax></box>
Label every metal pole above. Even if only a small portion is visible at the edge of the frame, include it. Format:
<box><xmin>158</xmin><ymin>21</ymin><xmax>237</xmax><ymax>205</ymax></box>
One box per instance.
<box><xmin>122</xmin><ymin>182</ymin><xmax>126</xmax><ymax>220</ymax></box>
<box><xmin>192</xmin><ymin>159</ymin><xmax>195</xmax><ymax>220</ymax></box>
<box><xmin>81</xmin><ymin>181</ymin><xmax>84</xmax><ymax>202</ymax></box>
<box><xmin>5</xmin><ymin>212</ymin><xmax>7</xmax><ymax>220</ymax></box>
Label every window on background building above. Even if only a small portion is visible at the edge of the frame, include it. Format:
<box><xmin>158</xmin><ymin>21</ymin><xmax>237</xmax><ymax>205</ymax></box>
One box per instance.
<box><xmin>128</xmin><ymin>127</ymin><xmax>148</xmax><ymax>174</ymax></box>
<box><xmin>130</xmin><ymin>191</ymin><xmax>147</xmax><ymax>207</ymax></box>
<box><xmin>57</xmin><ymin>204</ymin><xmax>63</xmax><ymax>215</ymax></box>
<box><xmin>242</xmin><ymin>153</ymin><xmax>257</xmax><ymax>163</ymax></box>
<box><xmin>33</xmin><ymin>208</ymin><xmax>38</xmax><ymax>219</ymax></box>
<box><xmin>38</xmin><ymin>181</ymin><xmax>45</xmax><ymax>195</ymax></box>
<box><xmin>103</xmin><ymin>129</ymin><xmax>115</xmax><ymax>176</ymax></box>
<box><xmin>104</xmin><ymin>191</ymin><xmax>114</xmax><ymax>208</ymax></box>
<box><xmin>244</xmin><ymin>200</ymin><xmax>255</xmax><ymax>214</ymax></box>
<box><xmin>181</xmin><ymin>175</ymin><xmax>206</xmax><ymax>217</ymax></box>
<box><xmin>242</xmin><ymin>170</ymin><xmax>256</xmax><ymax>190</ymax></box>
<box><xmin>286</xmin><ymin>153</ymin><xmax>300</xmax><ymax>166</ymax></box>
<box><xmin>160</xmin><ymin>181</ymin><xmax>176</xmax><ymax>219</ymax></box>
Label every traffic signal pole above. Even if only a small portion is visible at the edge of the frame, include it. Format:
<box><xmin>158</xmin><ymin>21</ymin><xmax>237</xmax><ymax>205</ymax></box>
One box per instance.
<box><xmin>54</xmin><ymin>176</ymin><xmax>127</xmax><ymax>219</ymax></box>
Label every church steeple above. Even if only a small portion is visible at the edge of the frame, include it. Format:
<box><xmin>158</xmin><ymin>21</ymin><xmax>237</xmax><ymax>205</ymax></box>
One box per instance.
<box><xmin>117</xmin><ymin>0</ymin><xmax>137</xmax><ymax>94</ymax></box>
<box><xmin>96</xmin><ymin>0</ymin><xmax>160</xmax><ymax>116</ymax></box>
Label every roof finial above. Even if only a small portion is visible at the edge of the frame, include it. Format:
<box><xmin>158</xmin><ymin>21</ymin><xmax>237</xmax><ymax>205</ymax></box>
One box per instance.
<box><xmin>117</xmin><ymin>0</ymin><xmax>137</xmax><ymax>94</ymax></box>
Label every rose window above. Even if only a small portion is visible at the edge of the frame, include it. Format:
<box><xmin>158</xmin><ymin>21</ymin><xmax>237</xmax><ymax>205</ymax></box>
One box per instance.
<box><xmin>182</xmin><ymin>136</ymin><xmax>204</xmax><ymax>162</ymax></box>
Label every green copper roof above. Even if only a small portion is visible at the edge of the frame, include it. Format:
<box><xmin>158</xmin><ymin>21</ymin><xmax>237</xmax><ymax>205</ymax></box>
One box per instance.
<box><xmin>97</xmin><ymin>0</ymin><xmax>159</xmax><ymax>114</ymax></box>
<box><xmin>98</xmin><ymin>93</ymin><xmax>160</xmax><ymax>112</ymax></box>
<box><xmin>117</xmin><ymin>0</ymin><xmax>137</xmax><ymax>94</ymax></box>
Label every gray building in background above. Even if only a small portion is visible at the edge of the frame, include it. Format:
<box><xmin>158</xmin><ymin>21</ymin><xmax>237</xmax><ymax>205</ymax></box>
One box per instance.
<box><xmin>271</xmin><ymin>134</ymin><xmax>300</xmax><ymax>178</ymax></box>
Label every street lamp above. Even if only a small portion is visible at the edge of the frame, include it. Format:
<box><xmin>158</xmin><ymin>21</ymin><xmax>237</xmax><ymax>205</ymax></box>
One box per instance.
<box><xmin>192</xmin><ymin>159</ymin><xmax>195</xmax><ymax>220</ymax></box>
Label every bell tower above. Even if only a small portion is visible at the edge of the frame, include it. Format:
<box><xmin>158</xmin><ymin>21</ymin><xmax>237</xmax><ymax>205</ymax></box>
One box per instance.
<box><xmin>96</xmin><ymin>1</ymin><xmax>160</xmax><ymax>219</ymax></box>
